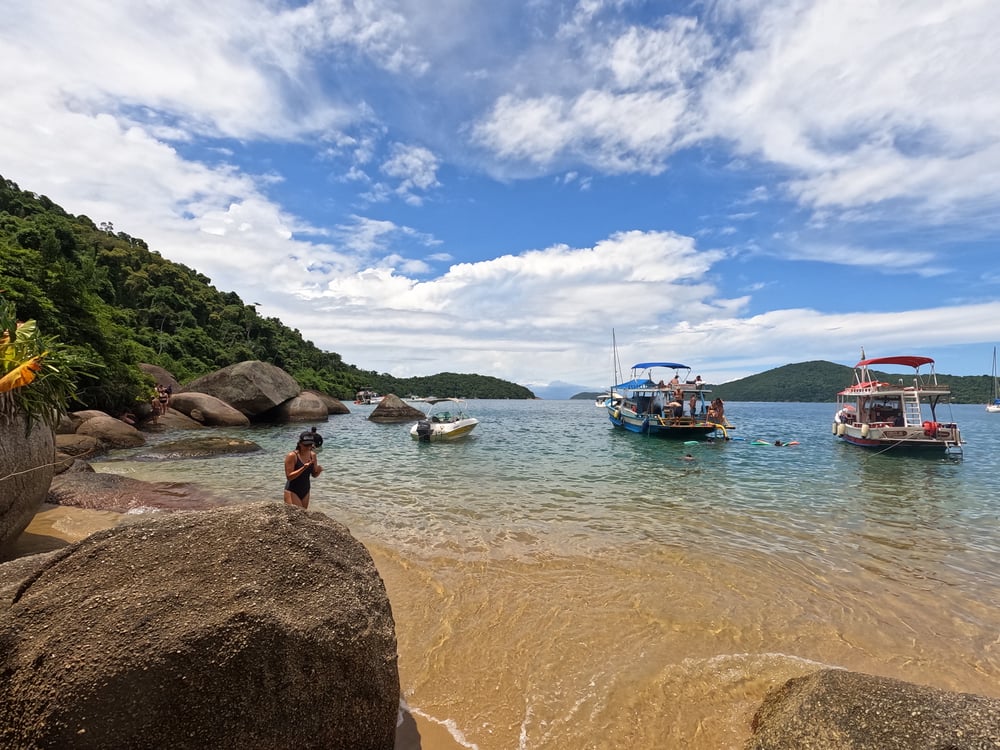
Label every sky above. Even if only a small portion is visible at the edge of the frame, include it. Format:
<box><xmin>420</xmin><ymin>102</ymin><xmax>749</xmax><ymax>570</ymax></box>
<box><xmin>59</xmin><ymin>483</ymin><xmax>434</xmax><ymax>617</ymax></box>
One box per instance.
<box><xmin>3</xmin><ymin>0</ymin><xmax>1000</xmax><ymax>397</ymax></box>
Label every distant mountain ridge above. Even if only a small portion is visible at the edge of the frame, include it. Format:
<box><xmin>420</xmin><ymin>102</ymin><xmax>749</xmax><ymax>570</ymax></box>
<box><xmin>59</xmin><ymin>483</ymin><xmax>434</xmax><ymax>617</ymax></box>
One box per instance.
<box><xmin>573</xmin><ymin>360</ymin><xmax>994</xmax><ymax>404</ymax></box>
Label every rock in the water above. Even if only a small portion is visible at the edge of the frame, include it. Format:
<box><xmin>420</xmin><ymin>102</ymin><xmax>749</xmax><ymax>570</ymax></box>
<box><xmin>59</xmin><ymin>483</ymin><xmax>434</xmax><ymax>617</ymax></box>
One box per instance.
<box><xmin>47</xmin><ymin>472</ymin><xmax>228</xmax><ymax>512</ymax></box>
<box><xmin>0</xmin><ymin>503</ymin><xmax>399</xmax><ymax>750</ymax></box>
<box><xmin>183</xmin><ymin>361</ymin><xmax>301</xmax><ymax>419</ymax></box>
<box><xmin>143</xmin><ymin>436</ymin><xmax>262</xmax><ymax>459</ymax></box>
<box><xmin>307</xmin><ymin>390</ymin><xmax>351</xmax><ymax>415</ymax></box>
<box><xmin>167</xmin><ymin>392</ymin><xmax>251</xmax><ymax>426</ymax></box>
<box><xmin>747</xmin><ymin>668</ymin><xmax>1000</xmax><ymax>749</ymax></box>
<box><xmin>369</xmin><ymin>394</ymin><xmax>426</xmax><ymax>423</ymax></box>
<box><xmin>264</xmin><ymin>390</ymin><xmax>330</xmax><ymax>423</ymax></box>
<box><xmin>76</xmin><ymin>413</ymin><xmax>146</xmax><ymax>449</ymax></box>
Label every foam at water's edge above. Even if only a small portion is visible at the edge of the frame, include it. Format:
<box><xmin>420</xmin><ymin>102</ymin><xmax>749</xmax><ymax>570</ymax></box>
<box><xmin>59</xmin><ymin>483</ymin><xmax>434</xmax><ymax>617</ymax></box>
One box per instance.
<box><xmin>400</xmin><ymin>697</ymin><xmax>480</xmax><ymax>750</ymax></box>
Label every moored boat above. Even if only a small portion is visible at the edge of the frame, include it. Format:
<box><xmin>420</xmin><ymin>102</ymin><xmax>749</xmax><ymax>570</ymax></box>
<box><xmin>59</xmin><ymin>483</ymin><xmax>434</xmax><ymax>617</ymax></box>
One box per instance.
<box><xmin>987</xmin><ymin>347</ymin><xmax>1000</xmax><ymax>413</ymax></box>
<box><xmin>354</xmin><ymin>388</ymin><xmax>383</xmax><ymax>405</ymax></box>
<box><xmin>832</xmin><ymin>355</ymin><xmax>963</xmax><ymax>456</ymax></box>
<box><xmin>410</xmin><ymin>398</ymin><xmax>479</xmax><ymax>442</ymax></box>
<box><xmin>607</xmin><ymin>362</ymin><xmax>732</xmax><ymax>440</ymax></box>
<box><xmin>594</xmin><ymin>391</ymin><xmax>623</xmax><ymax>408</ymax></box>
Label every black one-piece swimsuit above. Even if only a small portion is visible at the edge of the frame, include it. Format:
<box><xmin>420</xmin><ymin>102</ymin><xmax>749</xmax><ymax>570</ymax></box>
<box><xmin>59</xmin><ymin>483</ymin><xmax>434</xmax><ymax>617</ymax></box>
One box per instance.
<box><xmin>285</xmin><ymin>456</ymin><xmax>312</xmax><ymax>500</ymax></box>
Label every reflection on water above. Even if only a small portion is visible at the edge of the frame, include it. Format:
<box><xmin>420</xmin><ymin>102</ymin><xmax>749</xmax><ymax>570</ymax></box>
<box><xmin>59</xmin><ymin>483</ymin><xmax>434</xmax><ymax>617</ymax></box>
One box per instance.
<box><xmin>93</xmin><ymin>402</ymin><xmax>1000</xmax><ymax>749</ymax></box>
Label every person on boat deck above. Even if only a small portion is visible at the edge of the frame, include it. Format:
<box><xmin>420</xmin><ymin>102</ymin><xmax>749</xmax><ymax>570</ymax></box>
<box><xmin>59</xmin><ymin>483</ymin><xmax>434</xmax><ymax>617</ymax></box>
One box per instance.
<box><xmin>668</xmin><ymin>389</ymin><xmax>684</xmax><ymax>416</ymax></box>
<box><xmin>668</xmin><ymin>375</ymin><xmax>680</xmax><ymax>387</ymax></box>
<box><xmin>284</xmin><ymin>432</ymin><xmax>323</xmax><ymax>510</ymax></box>
<box><xmin>688</xmin><ymin>394</ymin><xmax>698</xmax><ymax>416</ymax></box>
<box><xmin>694</xmin><ymin>375</ymin><xmax>703</xmax><ymax>387</ymax></box>
<box><xmin>892</xmin><ymin>413</ymin><xmax>904</xmax><ymax>426</ymax></box>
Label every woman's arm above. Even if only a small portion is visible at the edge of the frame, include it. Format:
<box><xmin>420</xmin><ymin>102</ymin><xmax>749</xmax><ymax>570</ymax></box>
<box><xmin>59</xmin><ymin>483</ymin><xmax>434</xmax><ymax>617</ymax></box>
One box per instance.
<box><xmin>310</xmin><ymin>450</ymin><xmax>323</xmax><ymax>476</ymax></box>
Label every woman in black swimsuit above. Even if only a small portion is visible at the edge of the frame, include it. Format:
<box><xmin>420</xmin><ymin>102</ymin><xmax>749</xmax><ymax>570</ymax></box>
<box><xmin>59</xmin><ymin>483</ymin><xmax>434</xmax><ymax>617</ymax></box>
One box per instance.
<box><xmin>283</xmin><ymin>432</ymin><xmax>323</xmax><ymax>509</ymax></box>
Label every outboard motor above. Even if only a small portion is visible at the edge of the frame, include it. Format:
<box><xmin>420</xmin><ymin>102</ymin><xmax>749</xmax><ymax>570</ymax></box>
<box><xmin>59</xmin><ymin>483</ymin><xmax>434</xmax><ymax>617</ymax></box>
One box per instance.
<box><xmin>416</xmin><ymin>420</ymin><xmax>433</xmax><ymax>442</ymax></box>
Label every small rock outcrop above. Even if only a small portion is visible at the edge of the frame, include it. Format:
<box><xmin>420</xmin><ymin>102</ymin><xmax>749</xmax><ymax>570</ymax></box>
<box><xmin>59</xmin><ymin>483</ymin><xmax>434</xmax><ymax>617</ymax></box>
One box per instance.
<box><xmin>54</xmin><ymin>432</ymin><xmax>103</xmax><ymax>459</ymax></box>
<box><xmin>167</xmin><ymin>392</ymin><xmax>251</xmax><ymax>426</ymax></box>
<box><xmin>0</xmin><ymin>503</ymin><xmax>399</xmax><ymax>750</ymax></box>
<box><xmin>0</xmin><ymin>412</ymin><xmax>55</xmax><ymax>550</ymax></box>
<box><xmin>369</xmin><ymin>394</ymin><xmax>426</xmax><ymax>423</ymax></box>
<box><xmin>747</xmin><ymin>669</ymin><xmax>1000</xmax><ymax>750</ymax></box>
<box><xmin>183</xmin><ymin>361</ymin><xmax>301</xmax><ymax>419</ymax></box>
<box><xmin>75</xmin><ymin>414</ymin><xmax>146</xmax><ymax>449</ymax></box>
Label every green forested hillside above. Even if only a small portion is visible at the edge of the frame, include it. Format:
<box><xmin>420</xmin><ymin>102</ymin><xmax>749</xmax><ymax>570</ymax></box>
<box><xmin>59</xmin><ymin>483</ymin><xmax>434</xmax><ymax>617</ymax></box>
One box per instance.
<box><xmin>0</xmin><ymin>175</ymin><xmax>533</xmax><ymax>414</ymax></box>
<box><xmin>369</xmin><ymin>372</ymin><xmax>534</xmax><ymax>400</ymax></box>
<box><xmin>711</xmin><ymin>360</ymin><xmax>993</xmax><ymax>403</ymax></box>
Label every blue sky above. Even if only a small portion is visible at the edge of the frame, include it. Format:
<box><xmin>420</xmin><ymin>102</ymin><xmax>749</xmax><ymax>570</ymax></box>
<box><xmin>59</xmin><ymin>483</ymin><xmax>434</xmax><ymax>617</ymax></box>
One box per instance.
<box><xmin>3</xmin><ymin>0</ymin><xmax>1000</xmax><ymax>395</ymax></box>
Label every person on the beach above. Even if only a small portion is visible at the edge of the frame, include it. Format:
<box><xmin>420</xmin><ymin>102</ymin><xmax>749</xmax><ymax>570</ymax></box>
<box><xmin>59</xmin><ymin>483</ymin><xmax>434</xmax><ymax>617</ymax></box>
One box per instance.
<box><xmin>284</xmin><ymin>432</ymin><xmax>323</xmax><ymax>509</ymax></box>
<box><xmin>308</xmin><ymin>425</ymin><xmax>324</xmax><ymax>448</ymax></box>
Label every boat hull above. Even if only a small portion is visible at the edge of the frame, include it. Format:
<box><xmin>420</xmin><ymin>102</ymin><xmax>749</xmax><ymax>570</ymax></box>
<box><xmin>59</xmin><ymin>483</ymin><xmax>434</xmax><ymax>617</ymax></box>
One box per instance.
<box><xmin>410</xmin><ymin>418</ymin><xmax>479</xmax><ymax>442</ymax></box>
<box><xmin>833</xmin><ymin>423</ymin><xmax>962</xmax><ymax>453</ymax></box>
<box><xmin>609</xmin><ymin>408</ymin><xmax>723</xmax><ymax>440</ymax></box>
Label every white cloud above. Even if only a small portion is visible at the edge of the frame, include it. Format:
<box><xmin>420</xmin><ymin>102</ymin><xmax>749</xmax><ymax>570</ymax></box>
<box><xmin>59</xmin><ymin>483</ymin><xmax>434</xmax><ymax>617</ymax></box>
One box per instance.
<box><xmin>380</xmin><ymin>143</ymin><xmax>441</xmax><ymax>204</ymax></box>
<box><xmin>699</xmin><ymin>0</ymin><xmax>1000</xmax><ymax>219</ymax></box>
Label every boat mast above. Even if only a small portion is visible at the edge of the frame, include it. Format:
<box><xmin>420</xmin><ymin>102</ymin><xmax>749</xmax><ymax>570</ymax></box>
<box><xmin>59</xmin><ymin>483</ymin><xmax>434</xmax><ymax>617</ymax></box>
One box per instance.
<box><xmin>611</xmin><ymin>329</ymin><xmax>623</xmax><ymax>389</ymax></box>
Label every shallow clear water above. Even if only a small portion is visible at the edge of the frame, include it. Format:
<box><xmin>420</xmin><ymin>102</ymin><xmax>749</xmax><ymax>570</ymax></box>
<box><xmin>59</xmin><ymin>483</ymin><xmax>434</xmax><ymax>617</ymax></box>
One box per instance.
<box><xmin>94</xmin><ymin>401</ymin><xmax>1000</xmax><ymax>749</ymax></box>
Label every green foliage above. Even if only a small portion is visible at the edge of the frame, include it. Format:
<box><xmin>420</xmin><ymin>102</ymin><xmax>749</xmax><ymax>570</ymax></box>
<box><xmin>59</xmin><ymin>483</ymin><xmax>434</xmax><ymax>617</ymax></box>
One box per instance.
<box><xmin>0</xmin><ymin>174</ymin><xmax>534</xmax><ymax>413</ymax></box>
<box><xmin>0</xmin><ymin>293</ymin><xmax>99</xmax><ymax>427</ymax></box>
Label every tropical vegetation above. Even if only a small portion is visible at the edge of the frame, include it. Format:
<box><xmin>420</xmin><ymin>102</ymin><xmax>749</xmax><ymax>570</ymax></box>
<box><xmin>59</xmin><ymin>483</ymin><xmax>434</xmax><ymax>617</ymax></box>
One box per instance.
<box><xmin>0</xmin><ymin>175</ymin><xmax>534</xmax><ymax>416</ymax></box>
<box><xmin>0</xmin><ymin>294</ymin><xmax>94</xmax><ymax>427</ymax></box>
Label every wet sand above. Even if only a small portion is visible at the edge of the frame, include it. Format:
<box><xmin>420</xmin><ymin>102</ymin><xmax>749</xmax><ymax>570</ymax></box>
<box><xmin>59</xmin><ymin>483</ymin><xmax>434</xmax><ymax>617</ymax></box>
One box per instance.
<box><xmin>2</xmin><ymin>504</ymin><xmax>464</xmax><ymax>750</ymax></box>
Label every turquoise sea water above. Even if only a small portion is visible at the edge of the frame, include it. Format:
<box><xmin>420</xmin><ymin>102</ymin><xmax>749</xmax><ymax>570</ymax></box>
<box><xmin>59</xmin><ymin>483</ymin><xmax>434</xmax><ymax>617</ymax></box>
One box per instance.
<box><xmin>94</xmin><ymin>400</ymin><xmax>1000</xmax><ymax>749</ymax></box>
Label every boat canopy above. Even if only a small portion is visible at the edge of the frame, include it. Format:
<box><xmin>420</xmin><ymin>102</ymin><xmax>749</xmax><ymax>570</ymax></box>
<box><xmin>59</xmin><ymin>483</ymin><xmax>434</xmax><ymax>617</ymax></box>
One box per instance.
<box><xmin>856</xmin><ymin>356</ymin><xmax>934</xmax><ymax>369</ymax></box>
<box><xmin>613</xmin><ymin>378</ymin><xmax>655</xmax><ymax>390</ymax></box>
<box><xmin>631</xmin><ymin>362</ymin><xmax>688</xmax><ymax>370</ymax></box>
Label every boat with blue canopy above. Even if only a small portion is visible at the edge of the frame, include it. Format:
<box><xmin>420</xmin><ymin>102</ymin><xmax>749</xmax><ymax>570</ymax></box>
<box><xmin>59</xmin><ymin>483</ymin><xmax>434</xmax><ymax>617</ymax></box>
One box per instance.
<box><xmin>606</xmin><ymin>361</ymin><xmax>732</xmax><ymax>440</ymax></box>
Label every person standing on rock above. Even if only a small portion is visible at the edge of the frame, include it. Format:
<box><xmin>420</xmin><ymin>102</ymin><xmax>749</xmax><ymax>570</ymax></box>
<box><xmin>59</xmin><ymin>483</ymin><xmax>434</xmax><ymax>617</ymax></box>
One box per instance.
<box><xmin>283</xmin><ymin>432</ymin><xmax>323</xmax><ymax>509</ymax></box>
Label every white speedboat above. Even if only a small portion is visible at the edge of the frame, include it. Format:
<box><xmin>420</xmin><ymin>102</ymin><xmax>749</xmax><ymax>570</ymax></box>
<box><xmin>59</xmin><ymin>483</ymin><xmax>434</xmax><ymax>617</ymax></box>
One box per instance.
<box><xmin>410</xmin><ymin>398</ymin><xmax>479</xmax><ymax>442</ymax></box>
<box><xmin>594</xmin><ymin>391</ymin><xmax>623</xmax><ymax>408</ymax></box>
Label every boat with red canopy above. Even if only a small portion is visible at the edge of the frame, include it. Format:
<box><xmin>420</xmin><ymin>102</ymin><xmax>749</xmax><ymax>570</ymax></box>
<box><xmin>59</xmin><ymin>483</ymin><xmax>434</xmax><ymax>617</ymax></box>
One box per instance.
<box><xmin>832</xmin><ymin>355</ymin><xmax>963</xmax><ymax>457</ymax></box>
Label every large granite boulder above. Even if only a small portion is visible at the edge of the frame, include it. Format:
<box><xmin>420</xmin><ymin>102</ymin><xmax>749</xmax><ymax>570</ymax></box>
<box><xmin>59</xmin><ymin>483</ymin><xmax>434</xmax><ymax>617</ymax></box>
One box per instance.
<box><xmin>76</xmin><ymin>413</ymin><xmax>146</xmax><ymax>449</ymax></box>
<box><xmin>183</xmin><ymin>361</ymin><xmax>301</xmax><ymax>419</ymax></box>
<box><xmin>167</xmin><ymin>392</ymin><xmax>251</xmax><ymax>426</ymax></box>
<box><xmin>138</xmin><ymin>363</ymin><xmax>181</xmax><ymax>393</ymax></box>
<box><xmin>265</xmin><ymin>391</ymin><xmax>329</xmax><ymax>423</ymax></box>
<box><xmin>0</xmin><ymin>503</ymin><xmax>399</xmax><ymax>750</ymax></box>
<box><xmin>0</xmin><ymin>411</ymin><xmax>55</xmax><ymax>550</ymax></box>
<box><xmin>747</xmin><ymin>669</ymin><xmax>1000</xmax><ymax>749</ymax></box>
<box><xmin>369</xmin><ymin>394</ymin><xmax>426</xmax><ymax>423</ymax></box>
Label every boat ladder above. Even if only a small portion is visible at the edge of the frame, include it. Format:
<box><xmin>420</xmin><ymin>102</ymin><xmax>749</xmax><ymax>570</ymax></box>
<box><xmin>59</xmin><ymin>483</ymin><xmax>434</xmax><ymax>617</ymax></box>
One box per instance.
<box><xmin>944</xmin><ymin>440</ymin><xmax>964</xmax><ymax>459</ymax></box>
<box><xmin>902</xmin><ymin>392</ymin><xmax>923</xmax><ymax>425</ymax></box>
